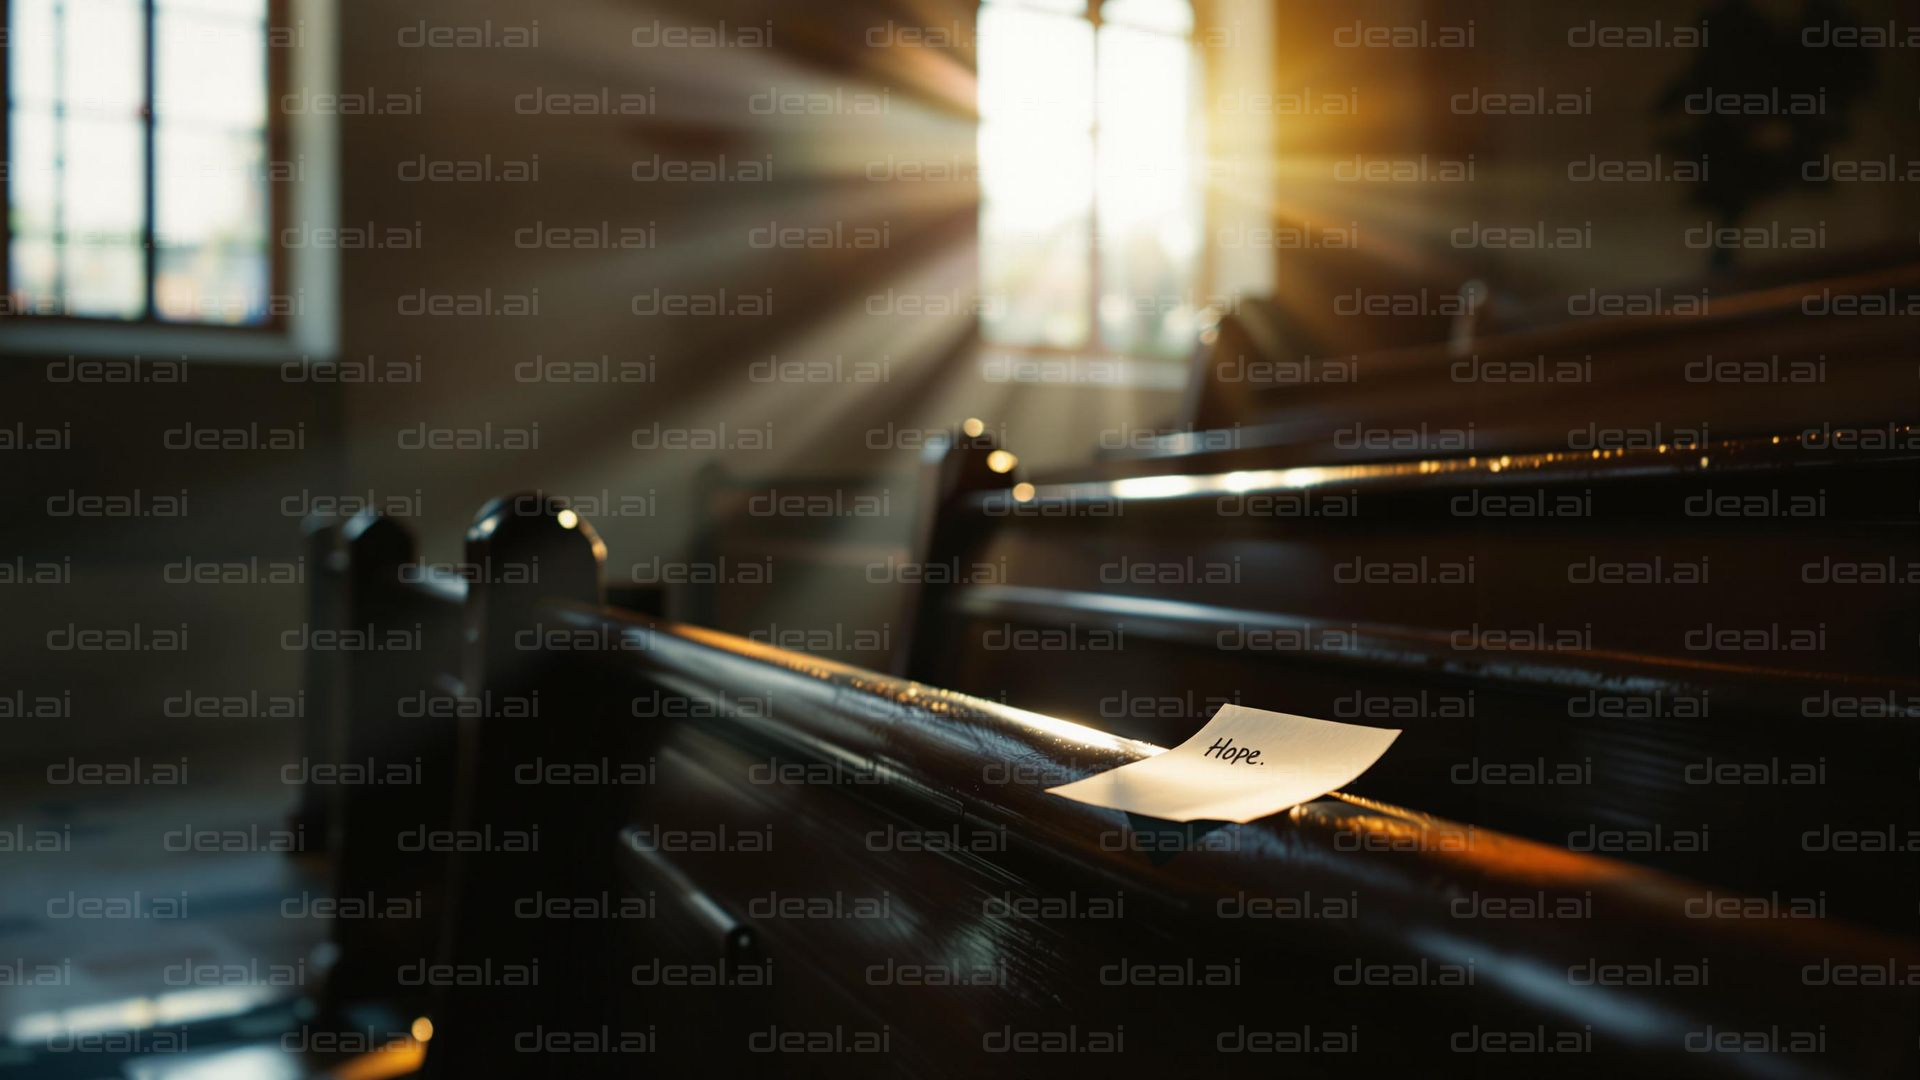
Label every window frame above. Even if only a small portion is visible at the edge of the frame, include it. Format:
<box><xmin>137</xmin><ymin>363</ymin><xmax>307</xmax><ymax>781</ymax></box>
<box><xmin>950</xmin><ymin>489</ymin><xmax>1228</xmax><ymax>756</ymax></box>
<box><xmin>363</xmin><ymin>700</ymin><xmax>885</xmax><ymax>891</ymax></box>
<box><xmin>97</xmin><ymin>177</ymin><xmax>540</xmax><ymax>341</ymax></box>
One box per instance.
<box><xmin>976</xmin><ymin>0</ymin><xmax>1209</xmax><ymax>364</ymax></box>
<box><xmin>0</xmin><ymin>0</ymin><xmax>293</xmax><ymax>335</ymax></box>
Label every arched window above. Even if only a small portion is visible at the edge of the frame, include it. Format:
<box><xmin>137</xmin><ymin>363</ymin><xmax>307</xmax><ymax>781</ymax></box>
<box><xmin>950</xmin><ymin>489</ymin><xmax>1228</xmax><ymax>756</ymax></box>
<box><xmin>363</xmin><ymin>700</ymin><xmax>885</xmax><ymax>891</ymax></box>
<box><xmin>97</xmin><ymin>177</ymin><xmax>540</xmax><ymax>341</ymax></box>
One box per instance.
<box><xmin>978</xmin><ymin>0</ymin><xmax>1200</xmax><ymax>361</ymax></box>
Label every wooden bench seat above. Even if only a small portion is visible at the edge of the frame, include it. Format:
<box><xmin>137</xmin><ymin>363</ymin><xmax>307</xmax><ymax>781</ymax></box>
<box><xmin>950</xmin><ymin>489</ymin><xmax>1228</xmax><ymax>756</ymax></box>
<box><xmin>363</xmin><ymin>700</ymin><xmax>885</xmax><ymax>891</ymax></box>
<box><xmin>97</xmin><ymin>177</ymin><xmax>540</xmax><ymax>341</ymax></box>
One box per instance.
<box><xmin>301</xmin><ymin>495</ymin><xmax>1920</xmax><ymax>1076</ymax></box>
<box><xmin>1177</xmin><ymin>262</ymin><xmax>1920</xmax><ymax>465</ymax></box>
<box><xmin>886</xmin><ymin>271</ymin><xmax>1920</xmax><ymax>935</ymax></box>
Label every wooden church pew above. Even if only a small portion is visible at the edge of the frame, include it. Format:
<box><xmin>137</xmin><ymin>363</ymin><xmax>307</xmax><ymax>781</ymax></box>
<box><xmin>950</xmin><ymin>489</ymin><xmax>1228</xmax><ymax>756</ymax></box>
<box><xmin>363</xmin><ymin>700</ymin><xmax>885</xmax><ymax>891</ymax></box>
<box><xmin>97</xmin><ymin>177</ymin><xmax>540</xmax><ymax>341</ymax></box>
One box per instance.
<box><xmin>296</xmin><ymin>507</ymin><xmax>467</xmax><ymax>1017</ymax></box>
<box><xmin>303</xmin><ymin>494</ymin><xmax>1920</xmax><ymax>1076</ymax></box>
<box><xmin>1173</xmin><ymin>261</ymin><xmax>1920</xmax><ymax>468</ymax></box>
<box><xmin>886</xmin><ymin>262</ymin><xmax>1920</xmax><ymax>935</ymax></box>
<box><xmin>893</xmin><ymin>429</ymin><xmax>1920</xmax><ymax>934</ymax></box>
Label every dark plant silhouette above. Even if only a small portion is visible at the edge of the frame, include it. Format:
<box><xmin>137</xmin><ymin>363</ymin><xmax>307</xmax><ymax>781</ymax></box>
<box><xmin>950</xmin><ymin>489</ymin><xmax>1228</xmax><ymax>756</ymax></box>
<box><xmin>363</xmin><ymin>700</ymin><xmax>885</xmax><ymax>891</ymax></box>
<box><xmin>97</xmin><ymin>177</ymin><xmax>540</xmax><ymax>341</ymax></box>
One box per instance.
<box><xmin>1654</xmin><ymin>0</ymin><xmax>1876</xmax><ymax>270</ymax></box>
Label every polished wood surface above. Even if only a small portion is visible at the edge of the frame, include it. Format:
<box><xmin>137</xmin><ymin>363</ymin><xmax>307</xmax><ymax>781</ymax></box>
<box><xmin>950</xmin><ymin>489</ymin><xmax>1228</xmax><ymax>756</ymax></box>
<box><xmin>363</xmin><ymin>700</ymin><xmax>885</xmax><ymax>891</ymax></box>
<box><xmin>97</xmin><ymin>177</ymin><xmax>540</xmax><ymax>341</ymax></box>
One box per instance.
<box><xmin>890</xmin><ymin>266</ymin><xmax>1920</xmax><ymax>933</ymax></box>
<box><xmin>1169</xmin><ymin>263</ymin><xmax>1920</xmax><ymax>468</ymax></box>
<box><xmin>306</xmin><ymin>494</ymin><xmax>1920</xmax><ymax>1076</ymax></box>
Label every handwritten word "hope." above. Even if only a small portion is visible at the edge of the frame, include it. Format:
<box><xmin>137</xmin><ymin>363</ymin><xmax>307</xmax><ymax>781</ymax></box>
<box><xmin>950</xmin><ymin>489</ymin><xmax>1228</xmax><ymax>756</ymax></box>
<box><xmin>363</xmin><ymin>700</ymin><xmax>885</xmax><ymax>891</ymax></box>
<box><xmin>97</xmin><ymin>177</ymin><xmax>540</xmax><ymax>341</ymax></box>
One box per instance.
<box><xmin>1205</xmin><ymin>737</ymin><xmax>1265</xmax><ymax>766</ymax></box>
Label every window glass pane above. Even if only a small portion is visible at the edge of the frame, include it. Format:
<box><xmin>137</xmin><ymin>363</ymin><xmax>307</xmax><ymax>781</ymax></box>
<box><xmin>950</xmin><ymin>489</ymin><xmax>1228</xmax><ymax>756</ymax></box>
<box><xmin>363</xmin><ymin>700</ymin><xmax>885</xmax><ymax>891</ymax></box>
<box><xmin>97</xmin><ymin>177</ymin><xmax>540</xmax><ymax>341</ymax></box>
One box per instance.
<box><xmin>981</xmin><ymin>125</ymin><xmax>1095</xmax><ymax>224</ymax></box>
<box><xmin>9</xmin><ymin>0</ymin><xmax>59</xmax><ymax>109</ymax></box>
<box><xmin>63</xmin><ymin>116</ymin><xmax>144</xmax><ymax>237</ymax></box>
<box><xmin>155</xmin><ymin>0</ymin><xmax>272</xmax><ymax>324</ymax></box>
<box><xmin>12</xmin><ymin>0</ymin><xmax>143</xmax><ymax>318</ymax></box>
<box><xmin>978</xmin><ymin>7</ymin><xmax>1094</xmax><ymax>129</ymax></box>
<box><xmin>978</xmin><ymin>6</ymin><xmax>1095</xmax><ymax>349</ymax></box>
<box><xmin>1103</xmin><ymin>0</ymin><xmax>1193</xmax><ymax>35</ymax></box>
<box><xmin>981</xmin><ymin>0</ymin><xmax>1086</xmax><ymax>16</ymax></box>
<box><xmin>157</xmin><ymin>5</ymin><xmax>267</xmax><ymax>129</ymax></box>
<box><xmin>1096</xmin><ymin>22</ymin><xmax>1198</xmax><ymax>358</ymax></box>
<box><xmin>981</xmin><ymin>135</ymin><xmax>1093</xmax><ymax>348</ymax></box>
<box><xmin>8</xmin><ymin>109</ymin><xmax>59</xmax><ymax>241</ymax></box>
<box><xmin>162</xmin><ymin>0</ymin><xmax>266</xmax><ymax>17</ymax></box>
<box><xmin>59</xmin><ymin>116</ymin><xmax>145</xmax><ymax>317</ymax></box>
<box><xmin>158</xmin><ymin>128</ymin><xmax>267</xmax><ymax>248</ymax></box>
<box><xmin>5</xmin><ymin>0</ymin><xmax>275</xmax><ymax>324</ymax></box>
<box><xmin>157</xmin><ymin>245</ymin><xmax>267</xmax><ymax>323</ymax></box>
<box><xmin>9</xmin><ymin>238</ymin><xmax>60</xmax><ymax>313</ymax></box>
<box><xmin>64</xmin><ymin>0</ymin><xmax>145</xmax><ymax>119</ymax></box>
<box><xmin>156</xmin><ymin>127</ymin><xmax>269</xmax><ymax>322</ymax></box>
<box><xmin>65</xmin><ymin>242</ymin><xmax>143</xmax><ymax>318</ymax></box>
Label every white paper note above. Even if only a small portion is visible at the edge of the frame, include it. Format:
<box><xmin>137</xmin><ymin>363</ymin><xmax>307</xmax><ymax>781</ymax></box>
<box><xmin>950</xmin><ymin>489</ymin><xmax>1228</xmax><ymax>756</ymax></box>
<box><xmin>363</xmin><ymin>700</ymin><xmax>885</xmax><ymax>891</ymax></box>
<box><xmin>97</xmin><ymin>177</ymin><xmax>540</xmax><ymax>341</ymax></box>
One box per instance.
<box><xmin>1045</xmin><ymin>705</ymin><xmax>1401</xmax><ymax>823</ymax></box>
